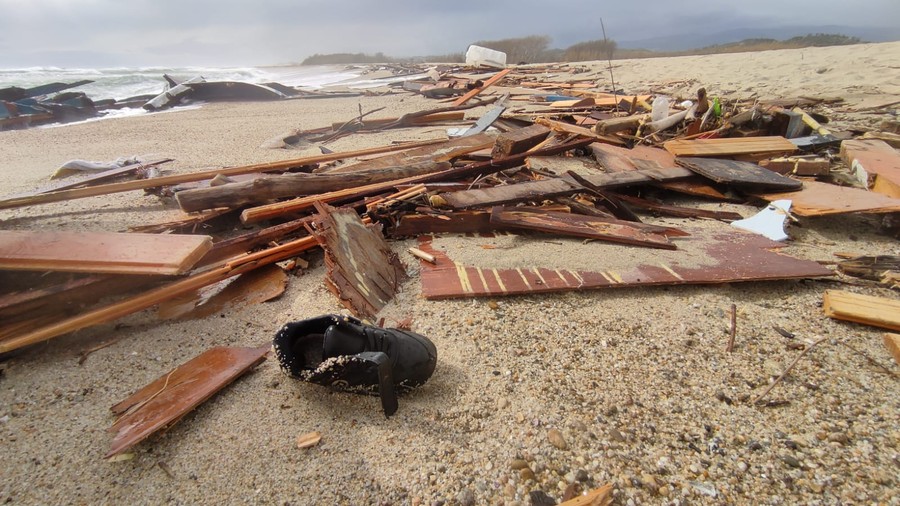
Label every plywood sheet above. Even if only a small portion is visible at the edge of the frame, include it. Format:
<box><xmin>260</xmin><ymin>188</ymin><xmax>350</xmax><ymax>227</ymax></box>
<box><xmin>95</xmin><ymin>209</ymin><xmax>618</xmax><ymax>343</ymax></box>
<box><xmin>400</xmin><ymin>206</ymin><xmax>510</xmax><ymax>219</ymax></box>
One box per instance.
<box><xmin>752</xmin><ymin>180</ymin><xmax>900</xmax><ymax>216</ymax></box>
<box><xmin>417</xmin><ymin>227</ymin><xmax>832</xmax><ymax>299</ymax></box>
<box><xmin>0</xmin><ymin>230</ymin><xmax>213</xmax><ymax>275</ymax></box>
<box><xmin>664</xmin><ymin>136</ymin><xmax>797</xmax><ymax>157</ymax></box>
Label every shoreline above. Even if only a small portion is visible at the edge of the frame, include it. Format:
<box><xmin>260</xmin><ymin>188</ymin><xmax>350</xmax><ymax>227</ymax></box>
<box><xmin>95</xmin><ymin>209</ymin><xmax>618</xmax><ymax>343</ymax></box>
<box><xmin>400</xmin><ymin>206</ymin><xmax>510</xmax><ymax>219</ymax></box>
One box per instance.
<box><xmin>1</xmin><ymin>42</ymin><xmax>898</xmax><ymax>505</ymax></box>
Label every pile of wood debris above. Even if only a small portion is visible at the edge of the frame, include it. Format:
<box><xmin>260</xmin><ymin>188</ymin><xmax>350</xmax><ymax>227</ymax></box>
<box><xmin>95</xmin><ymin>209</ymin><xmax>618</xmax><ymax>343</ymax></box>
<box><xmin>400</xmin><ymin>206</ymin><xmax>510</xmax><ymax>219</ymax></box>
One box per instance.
<box><xmin>1</xmin><ymin>64</ymin><xmax>898</xmax><ymax>460</ymax></box>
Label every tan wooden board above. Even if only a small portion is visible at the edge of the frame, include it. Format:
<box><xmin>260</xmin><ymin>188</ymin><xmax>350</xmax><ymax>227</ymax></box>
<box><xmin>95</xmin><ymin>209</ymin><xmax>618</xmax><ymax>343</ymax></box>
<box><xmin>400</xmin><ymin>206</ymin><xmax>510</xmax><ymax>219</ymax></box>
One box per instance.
<box><xmin>0</xmin><ymin>230</ymin><xmax>213</xmax><ymax>275</ymax></box>
<box><xmin>664</xmin><ymin>136</ymin><xmax>797</xmax><ymax>157</ymax></box>
<box><xmin>884</xmin><ymin>333</ymin><xmax>900</xmax><ymax>365</ymax></box>
<box><xmin>840</xmin><ymin>139</ymin><xmax>900</xmax><ymax>198</ymax></box>
<box><xmin>823</xmin><ymin>290</ymin><xmax>900</xmax><ymax>331</ymax></box>
<box><xmin>752</xmin><ymin>180</ymin><xmax>900</xmax><ymax>216</ymax></box>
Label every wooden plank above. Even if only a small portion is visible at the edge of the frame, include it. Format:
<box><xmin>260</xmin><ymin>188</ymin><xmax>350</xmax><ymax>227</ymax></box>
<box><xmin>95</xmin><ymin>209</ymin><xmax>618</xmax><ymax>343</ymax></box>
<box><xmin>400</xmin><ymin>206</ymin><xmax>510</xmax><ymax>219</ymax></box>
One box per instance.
<box><xmin>489</xmin><ymin>207</ymin><xmax>677</xmax><ymax>249</ymax></box>
<box><xmin>752</xmin><ymin>180</ymin><xmax>900</xmax><ymax>216</ymax></box>
<box><xmin>823</xmin><ymin>290</ymin><xmax>900</xmax><ymax>331</ymax></box>
<box><xmin>664</xmin><ymin>136</ymin><xmax>797</xmax><ymax>157</ymax></box>
<box><xmin>417</xmin><ymin>226</ymin><xmax>833</xmax><ymax>299</ymax></box>
<box><xmin>0</xmin><ymin>140</ymin><xmax>446</xmax><ymax>210</ymax></box>
<box><xmin>452</xmin><ymin>68</ymin><xmax>512</xmax><ymax>106</ymax></box>
<box><xmin>329</xmin><ymin>133</ymin><xmax>496</xmax><ymax>173</ymax></box>
<box><xmin>390</xmin><ymin>211</ymin><xmax>499</xmax><ymax>236</ymax></box>
<box><xmin>0</xmin><ymin>230</ymin><xmax>212</xmax><ymax>275</ymax></box>
<box><xmin>534</xmin><ymin>118</ymin><xmax>626</xmax><ymax>146</ymax></box>
<box><xmin>492</xmin><ymin>124</ymin><xmax>551</xmax><ymax>158</ymax></box>
<box><xmin>612</xmin><ymin>193</ymin><xmax>744</xmax><ymax>220</ymax></box>
<box><xmin>840</xmin><ymin>139</ymin><xmax>900</xmax><ymax>198</ymax></box>
<box><xmin>758</xmin><ymin>157</ymin><xmax>831</xmax><ymax>176</ymax></box>
<box><xmin>107</xmin><ymin>346</ymin><xmax>268</xmax><ymax>457</ymax></box>
<box><xmin>884</xmin><ymin>333</ymin><xmax>900</xmax><ymax>365</ymax></box>
<box><xmin>676</xmin><ymin>157</ymin><xmax>803</xmax><ymax>191</ymax></box>
<box><xmin>550</xmin><ymin>97</ymin><xmax>594</xmax><ymax>108</ymax></box>
<box><xmin>441</xmin><ymin>178</ymin><xmax>580</xmax><ymax>209</ymax></box>
<box><xmin>590</xmin><ymin>143</ymin><xmax>677</xmax><ymax>173</ymax></box>
<box><xmin>0</xmin><ymin>235</ymin><xmax>318</xmax><ymax>354</ymax></box>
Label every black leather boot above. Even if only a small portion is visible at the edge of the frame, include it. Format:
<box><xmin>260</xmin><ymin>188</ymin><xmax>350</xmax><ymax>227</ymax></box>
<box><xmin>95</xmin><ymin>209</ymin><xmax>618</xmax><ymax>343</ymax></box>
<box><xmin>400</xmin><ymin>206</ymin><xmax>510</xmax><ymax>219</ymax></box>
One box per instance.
<box><xmin>273</xmin><ymin>314</ymin><xmax>437</xmax><ymax>416</ymax></box>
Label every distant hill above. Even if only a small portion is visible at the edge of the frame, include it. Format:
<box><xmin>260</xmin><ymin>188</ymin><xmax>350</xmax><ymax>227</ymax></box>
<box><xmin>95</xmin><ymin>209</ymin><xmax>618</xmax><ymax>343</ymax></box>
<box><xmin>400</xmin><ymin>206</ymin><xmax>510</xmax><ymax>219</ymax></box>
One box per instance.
<box><xmin>618</xmin><ymin>25</ymin><xmax>900</xmax><ymax>51</ymax></box>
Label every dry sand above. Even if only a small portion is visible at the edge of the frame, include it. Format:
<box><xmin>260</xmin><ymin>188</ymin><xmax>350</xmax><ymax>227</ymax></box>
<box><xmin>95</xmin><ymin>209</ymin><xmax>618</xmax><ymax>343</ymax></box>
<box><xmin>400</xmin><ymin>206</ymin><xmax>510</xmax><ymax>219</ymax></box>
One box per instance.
<box><xmin>1</xmin><ymin>43</ymin><xmax>899</xmax><ymax>505</ymax></box>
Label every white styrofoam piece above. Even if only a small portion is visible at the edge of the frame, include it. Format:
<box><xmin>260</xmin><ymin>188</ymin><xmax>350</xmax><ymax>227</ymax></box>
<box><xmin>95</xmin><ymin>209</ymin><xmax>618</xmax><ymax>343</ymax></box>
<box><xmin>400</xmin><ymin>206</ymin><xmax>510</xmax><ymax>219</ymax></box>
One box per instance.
<box><xmin>732</xmin><ymin>200</ymin><xmax>793</xmax><ymax>241</ymax></box>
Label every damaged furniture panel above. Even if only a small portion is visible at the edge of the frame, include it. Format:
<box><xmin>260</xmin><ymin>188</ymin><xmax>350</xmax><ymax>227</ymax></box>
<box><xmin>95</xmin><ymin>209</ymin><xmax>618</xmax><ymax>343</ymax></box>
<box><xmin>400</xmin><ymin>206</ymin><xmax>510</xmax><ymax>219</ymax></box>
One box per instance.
<box><xmin>311</xmin><ymin>202</ymin><xmax>406</xmax><ymax>318</ymax></box>
<box><xmin>0</xmin><ymin>230</ymin><xmax>212</xmax><ymax>275</ymax></box>
<box><xmin>676</xmin><ymin>157</ymin><xmax>803</xmax><ymax>191</ymax></box>
<box><xmin>489</xmin><ymin>206</ymin><xmax>679</xmax><ymax>249</ymax></box>
<box><xmin>416</xmin><ymin>227</ymin><xmax>832</xmax><ymax>299</ymax></box>
<box><xmin>107</xmin><ymin>345</ymin><xmax>269</xmax><ymax>458</ymax></box>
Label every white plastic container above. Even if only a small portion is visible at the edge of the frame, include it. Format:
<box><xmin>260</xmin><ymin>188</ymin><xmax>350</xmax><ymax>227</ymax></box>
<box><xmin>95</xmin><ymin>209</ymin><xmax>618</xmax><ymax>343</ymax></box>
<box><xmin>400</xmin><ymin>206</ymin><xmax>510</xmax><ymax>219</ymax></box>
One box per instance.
<box><xmin>651</xmin><ymin>96</ymin><xmax>670</xmax><ymax>122</ymax></box>
<box><xmin>465</xmin><ymin>45</ymin><xmax>507</xmax><ymax>68</ymax></box>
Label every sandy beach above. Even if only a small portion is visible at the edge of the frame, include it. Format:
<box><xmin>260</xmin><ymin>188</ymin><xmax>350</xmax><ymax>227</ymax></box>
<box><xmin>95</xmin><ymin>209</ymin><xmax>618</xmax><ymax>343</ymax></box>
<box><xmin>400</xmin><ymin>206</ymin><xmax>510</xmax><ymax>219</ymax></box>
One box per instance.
<box><xmin>1</xmin><ymin>42</ymin><xmax>899</xmax><ymax>505</ymax></box>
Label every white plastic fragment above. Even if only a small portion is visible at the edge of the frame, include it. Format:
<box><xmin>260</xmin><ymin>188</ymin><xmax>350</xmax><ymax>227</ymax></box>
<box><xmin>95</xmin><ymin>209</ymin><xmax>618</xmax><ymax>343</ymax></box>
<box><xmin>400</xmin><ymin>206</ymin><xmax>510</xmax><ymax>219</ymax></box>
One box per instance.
<box><xmin>732</xmin><ymin>199</ymin><xmax>793</xmax><ymax>241</ymax></box>
<box><xmin>465</xmin><ymin>45</ymin><xmax>507</xmax><ymax>68</ymax></box>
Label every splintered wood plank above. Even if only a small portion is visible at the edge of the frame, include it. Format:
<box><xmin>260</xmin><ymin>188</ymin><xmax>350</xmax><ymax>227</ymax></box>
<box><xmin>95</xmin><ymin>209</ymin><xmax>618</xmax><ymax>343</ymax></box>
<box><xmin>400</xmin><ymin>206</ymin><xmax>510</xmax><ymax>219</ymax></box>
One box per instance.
<box><xmin>330</xmin><ymin>133</ymin><xmax>496</xmax><ymax>173</ymax></box>
<box><xmin>751</xmin><ymin>180</ymin><xmax>900</xmax><ymax>216</ymax></box>
<box><xmin>0</xmin><ymin>230</ymin><xmax>213</xmax><ymax>275</ymax></box>
<box><xmin>823</xmin><ymin>290</ymin><xmax>900</xmax><ymax>331</ymax></box>
<box><xmin>312</xmin><ymin>203</ymin><xmax>406</xmax><ymax>318</ymax></box>
<box><xmin>492</xmin><ymin>124</ymin><xmax>551</xmax><ymax>158</ymax></box>
<box><xmin>534</xmin><ymin>118</ymin><xmax>626</xmax><ymax>146</ymax></box>
<box><xmin>441</xmin><ymin>178</ymin><xmax>580</xmax><ymax>209</ymax></box>
<box><xmin>417</xmin><ymin>227</ymin><xmax>832</xmax><ymax>299</ymax></box>
<box><xmin>107</xmin><ymin>346</ymin><xmax>268</xmax><ymax>458</ymax></box>
<box><xmin>391</xmin><ymin>211</ymin><xmax>499</xmax><ymax>237</ymax></box>
<box><xmin>840</xmin><ymin>139</ymin><xmax>900</xmax><ymax>198</ymax></box>
<box><xmin>664</xmin><ymin>136</ymin><xmax>797</xmax><ymax>157</ymax></box>
<box><xmin>612</xmin><ymin>194</ymin><xmax>744</xmax><ymax>220</ymax></box>
<box><xmin>489</xmin><ymin>207</ymin><xmax>677</xmax><ymax>249</ymax></box>
<box><xmin>157</xmin><ymin>264</ymin><xmax>288</xmax><ymax>320</ymax></box>
<box><xmin>676</xmin><ymin>157</ymin><xmax>803</xmax><ymax>191</ymax></box>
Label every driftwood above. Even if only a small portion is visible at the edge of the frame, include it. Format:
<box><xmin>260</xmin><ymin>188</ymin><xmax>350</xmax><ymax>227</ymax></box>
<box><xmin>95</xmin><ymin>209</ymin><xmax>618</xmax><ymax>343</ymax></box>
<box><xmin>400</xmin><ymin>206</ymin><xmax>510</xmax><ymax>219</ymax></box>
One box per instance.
<box><xmin>176</xmin><ymin>161</ymin><xmax>451</xmax><ymax>212</ymax></box>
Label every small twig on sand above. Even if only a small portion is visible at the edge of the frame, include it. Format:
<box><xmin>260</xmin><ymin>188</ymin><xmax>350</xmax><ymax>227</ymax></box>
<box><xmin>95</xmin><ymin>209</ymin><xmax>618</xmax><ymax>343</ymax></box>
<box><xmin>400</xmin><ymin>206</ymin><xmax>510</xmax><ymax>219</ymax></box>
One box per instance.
<box><xmin>726</xmin><ymin>303</ymin><xmax>737</xmax><ymax>352</ymax></box>
<box><xmin>836</xmin><ymin>340</ymin><xmax>898</xmax><ymax>379</ymax></box>
<box><xmin>77</xmin><ymin>337</ymin><xmax>125</xmax><ymax>365</ymax></box>
<box><xmin>753</xmin><ymin>337</ymin><xmax>827</xmax><ymax>405</ymax></box>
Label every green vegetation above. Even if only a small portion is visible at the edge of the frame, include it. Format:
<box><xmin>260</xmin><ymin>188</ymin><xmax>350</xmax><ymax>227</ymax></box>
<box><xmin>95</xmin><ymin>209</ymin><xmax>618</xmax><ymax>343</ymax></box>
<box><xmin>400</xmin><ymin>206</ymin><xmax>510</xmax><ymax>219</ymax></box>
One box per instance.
<box><xmin>299</xmin><ymin>33</ymin><xmax>865</xmax><ymax>65</ymax></box>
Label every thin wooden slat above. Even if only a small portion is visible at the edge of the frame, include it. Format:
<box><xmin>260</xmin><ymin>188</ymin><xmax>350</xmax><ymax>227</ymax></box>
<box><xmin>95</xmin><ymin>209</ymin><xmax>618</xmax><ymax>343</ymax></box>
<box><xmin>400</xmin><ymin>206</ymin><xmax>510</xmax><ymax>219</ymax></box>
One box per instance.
<box><xmin>489</xmin><ymin>207</ymin><xmax>677</xmax><ymax>249</ymax></box>
<box><xmin>107</xmin><ymin>346</ymin><xmax>268</xmax><ymax>457</ymax></box>
<box><xmin>453</xmin><ymin>68</ymin><xmax>512</xmax><ymax>106</ymax></box>
<box><xmin>0</xmin><ymin>230</ymin><xmax>212</xmax><ymax>275</ymax></box>
<box><xmin>752</xmin><ymin>180</ymin><xmax>900</xmax><ymax>216</ymax></box>
<box><xmin>823</xmin><ymin>290</ymin><xmax>900</xmax><ymax>331</ymax></box>
<box><xmin>664</xmin><ymin>136</ymin><xmax>797</xmax><ymax>157</ymax></box>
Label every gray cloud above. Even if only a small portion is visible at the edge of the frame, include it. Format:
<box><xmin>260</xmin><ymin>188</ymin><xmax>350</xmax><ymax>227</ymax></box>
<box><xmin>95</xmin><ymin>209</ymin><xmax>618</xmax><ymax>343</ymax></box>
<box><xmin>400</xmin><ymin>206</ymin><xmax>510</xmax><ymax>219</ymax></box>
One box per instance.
<box><xmin>0</xmin><ymin>0</ymin><xmax>897</xmax><ymax>67</ymax></box>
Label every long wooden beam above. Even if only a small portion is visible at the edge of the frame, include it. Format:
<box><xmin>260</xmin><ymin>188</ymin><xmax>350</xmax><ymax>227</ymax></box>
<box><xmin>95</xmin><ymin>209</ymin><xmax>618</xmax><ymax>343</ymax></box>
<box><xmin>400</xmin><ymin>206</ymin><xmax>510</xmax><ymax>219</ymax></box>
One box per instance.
<box><xmin>0</xmin><ymin>139</ymin><xmax>445</xmax><ymax>210</ymax></box>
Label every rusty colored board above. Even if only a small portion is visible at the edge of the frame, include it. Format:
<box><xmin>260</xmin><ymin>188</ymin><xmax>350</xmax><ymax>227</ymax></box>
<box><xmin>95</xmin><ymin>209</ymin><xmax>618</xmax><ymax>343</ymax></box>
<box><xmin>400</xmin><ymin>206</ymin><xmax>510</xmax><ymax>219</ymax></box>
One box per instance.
<box><xmin>107</xmin><ymin>346</ymin><xmax>268</xmax><ymax>458</ymax></box>
<box><xmin>492</xmin><ymin>124</ymin><xmax>551</xmax><ymax>158</ymax></box>
<box><xmin>416</xmin><ymin>227</ymin><xmax>832</xmax><ymax>299</ymax></box>
<box><xmin>590</xmin><ymin>143</ymin><xmax>678</xmax><ymax>173</ymax></box>
<box><xmin>655</xmin><ymin>179</ymin><xmax>733</xmax><ymax>201</ymax></box>
<box><xmin>676</xmin><ymin>157</ymin><xmax>803</xmax><ymax>191</ymax></box>
<box><xmin>664</xmin><ymin>136</ymin><xmax>797</xmax><ymax>157</ymax></box>
<box><xmin>0</xmin><ymin>230</ymin><xmax>213</xmax><ymax>275</ymax></box>
<box><xmin>751</xmin><ymin>180</ymin><xmax>900</xmax><ymax>216</ymax></box>
<box><xmin>441</xmin><ymin>178</ymin><xmax>580</xmax><ymax>209</ymax></box>
<box><xmin>489</xmin><ymin>207</ymin><xmax>677</xmax><ymax>249</ymax></box>
<box><xmin>158</xmin><ymin>264</ymin><xmax>288</xmax><ymax>320</ymax></box>
<box><xmin>391</xmin><ymin>211</ymin><xmax>499</xmax><ymax>237</ymax></box>
<box><xmin>312</xmin><ymin>202</ymin><xmax>406</xmax><ymax>318</ymax></box>
<box><xmin>612</xmin><ymin>194</ymin><xmax>744</xmax><ymax>220</ymax></box>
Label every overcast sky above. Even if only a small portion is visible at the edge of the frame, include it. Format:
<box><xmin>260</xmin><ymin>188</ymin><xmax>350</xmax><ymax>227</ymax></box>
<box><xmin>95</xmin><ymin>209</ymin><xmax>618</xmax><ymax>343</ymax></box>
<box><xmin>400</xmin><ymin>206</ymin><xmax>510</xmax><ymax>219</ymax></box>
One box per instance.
<box><xmin>1</xmin><ymin>0</ymin><xmax>897</xmax><ymax>68</ymax></box>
